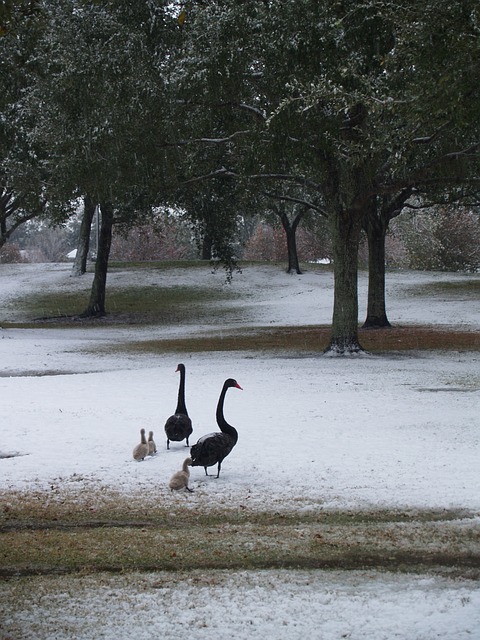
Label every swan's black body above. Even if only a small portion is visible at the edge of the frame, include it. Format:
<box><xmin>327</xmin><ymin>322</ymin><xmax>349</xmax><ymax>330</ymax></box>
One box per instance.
<box><xmin>190</xmin><ymin>378</ymin><xmax>242</xmax><ymax>478</ymax></box>
<box><xmin>164</xmin><ymin>364</ymin><xmax>193</xmax><ymax>449</ymax></box>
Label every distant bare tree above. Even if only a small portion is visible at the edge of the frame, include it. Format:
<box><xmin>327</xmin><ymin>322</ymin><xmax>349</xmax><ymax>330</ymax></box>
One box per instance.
<box><xmin>110</xmin><ymin>218</ymin><xmax>196</xmax><ymax>262</ymax></box>
<box><xmin>0</xmin><ymin>243</ymin><xmax>25</xmax><ymax>263</ymax></box>
<box><xmin>395</xmin><ymin>207</ymin><xmax>480</xmax><ymax>272</ymax></box>
<box><xmin>244</xmin><ymin>220</ymin><xmax>332</xmax><ymax>266</ymax></box>
<box><xmin>22</xmin><ymin>225</ymin><xmax>70</xmax><ymax>262</ymax></box>
<box><xmin>243</xmin><ymin>224</ymin><xmax>286</xmax><ymax>261</ymax></box>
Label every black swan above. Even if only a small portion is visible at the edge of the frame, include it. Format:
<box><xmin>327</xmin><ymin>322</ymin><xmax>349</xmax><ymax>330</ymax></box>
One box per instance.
<box><xmin>169</xmin><ymin>457</ymin><xmax>193</xmax><ymax>492</ymax></box>
<box><xmin>132</xmin><ymin>428</ymin><xmax>149</xmax><ymax>461</ymax></box>
<box><xmin>148</xmin><ymin>430</ymin><xmax>157</xmax><ymax>456</ymax></box>
<box><xmin>164</xmin><ymin>363</ymin><xmax>193</xmax><ymax>449</ymax></box>
<box><xmin>190</xmin><ymin>378</ymin><xmax>242</xmax><ymax>478</ymax></box>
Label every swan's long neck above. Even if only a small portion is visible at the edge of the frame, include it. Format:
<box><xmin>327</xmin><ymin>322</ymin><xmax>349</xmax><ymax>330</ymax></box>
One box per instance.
<box><xmin>175</xmin><ymin>366</ymin><xmax>188</xmax><ymax>415</ymax></box>
<box><xmin>216</xmin><ymin>384</ymin><xmax>238</xmax><ymax>442</ymax></box>
<box><xmin>140</xmin><ymin>430</ymin><xmax>147</xmax><ymax>444</ymax></box>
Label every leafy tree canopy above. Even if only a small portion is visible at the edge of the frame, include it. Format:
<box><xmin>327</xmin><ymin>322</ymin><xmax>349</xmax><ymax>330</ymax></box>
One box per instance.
<box><xmin>15</xmin><ymin>0</ymin><xmax>181</xmax><ymax>222</ymax></box>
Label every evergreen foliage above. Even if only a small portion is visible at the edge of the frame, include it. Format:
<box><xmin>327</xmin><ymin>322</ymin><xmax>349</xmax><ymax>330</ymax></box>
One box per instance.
<box><xmin>1</xmin><ymin>0</ymin><xmax>479</xmax><ymax>345</ymax></box>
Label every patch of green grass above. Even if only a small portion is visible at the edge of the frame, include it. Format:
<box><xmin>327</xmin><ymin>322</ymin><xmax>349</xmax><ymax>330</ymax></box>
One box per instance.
<box><xmin>12</xmin><ymin>290</ymin><xmax>91</xmax><ymax>320</ymax></box>
<box><xmin>5</xmin><ymin>284</ymin><xmax>240</xmax><ymax>325</ymax></box>
<box><xmin>105</xmin><ymin>285</ymin><xmax>238</xmax><ymax>321</ymax></box>
<box><xmin>402</xmin><ymin>278</ymin><xmax>480</xmax><ymax>298</ymax></box>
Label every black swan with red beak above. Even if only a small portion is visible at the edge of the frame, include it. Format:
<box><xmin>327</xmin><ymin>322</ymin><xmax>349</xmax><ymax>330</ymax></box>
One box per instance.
<box><xmin>164</xmin><ymin>364</ymin><xmax>193</xmax><ymax>449</ymax></box>
<box><xmin>190</xmin><ymin>378</ymin><xmax>242</xmax><ymax>478</ymax></box>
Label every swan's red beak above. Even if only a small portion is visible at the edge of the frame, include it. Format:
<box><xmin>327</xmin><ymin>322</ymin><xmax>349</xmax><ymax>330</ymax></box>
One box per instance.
<box><xmin>235</xmin><ymin>382</ymin><xmax>243</xmax><ymax>390</ymax></box>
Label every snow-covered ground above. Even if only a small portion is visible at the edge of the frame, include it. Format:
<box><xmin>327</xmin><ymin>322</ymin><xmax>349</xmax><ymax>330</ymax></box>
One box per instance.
<box><xmin>3</xmin><ymin>569</ymin><xmax>480</xmax><ymax>640</ymax></box>
<box><xmin>1</xmin><ymin>262</ymin><xmax>479</xmax><ymax>639</ymax></box>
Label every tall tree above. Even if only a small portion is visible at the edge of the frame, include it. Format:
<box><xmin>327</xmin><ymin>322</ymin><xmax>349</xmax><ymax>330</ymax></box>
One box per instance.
<box><xmin>19</xmin><ymin>0</ymin><xmax>179</xmax><ymax>315</ymax></box>
<box><xmin>262</xmin><ymin>193</ymin><xmax>324</xmax><ymax>275</ymax></box>
<box><xmin>270</xmin><ymin>200</ymin><xmax>304</xmax><ymax>275</ymax></box>
<box><xmin>176</xmin><ymin>0</ymin><xmax>480</xmax><ymax>353</ymax></box>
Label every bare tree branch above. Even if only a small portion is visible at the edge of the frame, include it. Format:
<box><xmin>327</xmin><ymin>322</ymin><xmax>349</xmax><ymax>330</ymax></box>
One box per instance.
<box><xmin>175</xmin><ymin>99</ymin><xmax>266</xmax><ymax>121</ymax></box>
<box><xmin>179</xmin><ymin>167</ymin><xmax>323</xmax><ymax>193</ymax></box>
<box><xmin>443</xmin><ymin>142</ymin><xmax>480</xmax><ymax>160</ymax></box>
<box><xmin>411</xmin><ymin>121</ymin><xmax>452</xmax><ymax>144</ymax></box>
<box><xmin>238</xmin><ymin>103</ymin><xmax>266</xmax><ymax>120</ymax></box>
<box><xmin>178</xmin><ymin>167</ymin><xmax>237</xmax><ymax>185</ymax></box>
<box><xmin>163</xmin><ymin>130</ymin><xmax>251</xmax><ymax>147</ymax></box>
<box><xmin>263</xmin><ymin>191</ymin><xmax>328</xmax><ymax>217</ymax></box>
<box><xmin>0</xmin><ymin>209</ymin><xmax>39</xmax><ymax>248</ymax></box>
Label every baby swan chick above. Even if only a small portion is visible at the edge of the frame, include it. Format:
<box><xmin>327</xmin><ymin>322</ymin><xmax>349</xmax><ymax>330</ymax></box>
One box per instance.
<box><xmin>169</xmin><ymin>457</ymin><xmax>193</xmax><ymax>492</ymax></box>
<box><xmin>133</xmin><ymin>428</ymin><xmax>149</xmax><ymax>461</ymax></box>
<box><xmin>148</xmin><ymin>430</ymin><xmax>157</xmax><ymax>456</ymax></box>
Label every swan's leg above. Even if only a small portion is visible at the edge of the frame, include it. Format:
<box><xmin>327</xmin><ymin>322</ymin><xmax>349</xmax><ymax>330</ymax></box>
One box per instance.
<box><xmin>215</xmin><ymin>461</ymin><xmax>222</xmax><ymax>478</ymax></box>
<box><xmin>166</xmin><ymin>439</ymin><xmax>170</xmax><ymax>450</ymax></box>
<box><xmin>204</xmin><ymin>466</ymin><xmax>209</xmax><ymax>476</ymax></box>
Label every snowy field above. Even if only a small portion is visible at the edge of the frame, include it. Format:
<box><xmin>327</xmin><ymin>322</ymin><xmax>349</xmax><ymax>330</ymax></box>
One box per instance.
<box><xmin>0</xmin><ymin>262</ymin><xmax>479</xmax><ymax>639</ymax></box>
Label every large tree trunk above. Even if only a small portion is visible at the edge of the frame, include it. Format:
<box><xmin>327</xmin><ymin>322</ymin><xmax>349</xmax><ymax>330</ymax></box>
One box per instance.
<box><xmin>325</xmin><ymin>207</ymin><xmax>365</xmax><ymax>354</ymax></box>
<box><xmin>363</xmin><ymin>207</ymin><xmax>391</xmax><ymax>328</ymax></box>
<box><xmin>362</xmin><ymin>190</ymin><xmax>412</xmax><ymax>327</ymax></box>
<box><xmin>71</xmin><ymin>194</ymin><xmax>96</xmax><ymax>277</ymax></box>
<box><xmin>80</xmin><ymin>202</ymin><xmax>113</xmax><ymax>317</ymax></box>
<box><xmin>321</xmin><ymin>105</ymin><xmax>369</xmax><ymax>354</ymax></box>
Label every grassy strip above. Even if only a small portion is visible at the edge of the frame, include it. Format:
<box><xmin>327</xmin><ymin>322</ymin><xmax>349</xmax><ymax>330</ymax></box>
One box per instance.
<box><xmin>1</xmin><ymin>489</ymin><xmax>470</xmax><ymax>528</ymax></box>
<box><xmin>1</xmin><ymin>518</ymin><xmax>478</xmax><ymax>577</ymax></box>
<box><xmin>0</xmin><ymin>323</ymin><xmax>478</xmax><ymax>354</ymax></box>
<box><xmin>102</xmin><ymin>325</ymin><xmax>480</xmax><ymax>355</ymax></box>
<box><xmin>1</xmin><ymin>491</ymin><xmax>479</xmax><ymax>578</ymax></box>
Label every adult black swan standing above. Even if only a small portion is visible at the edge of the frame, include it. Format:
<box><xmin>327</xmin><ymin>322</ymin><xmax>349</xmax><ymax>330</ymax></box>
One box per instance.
<box><xmin>190</xmin><ymin>378</ymin><xmax>242</xmax><ymax>478</ymax></box>
<box><xmin>164</xmin><ymin>364</ymin><xmax>193</xmax><ymax>449</ymax></box>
